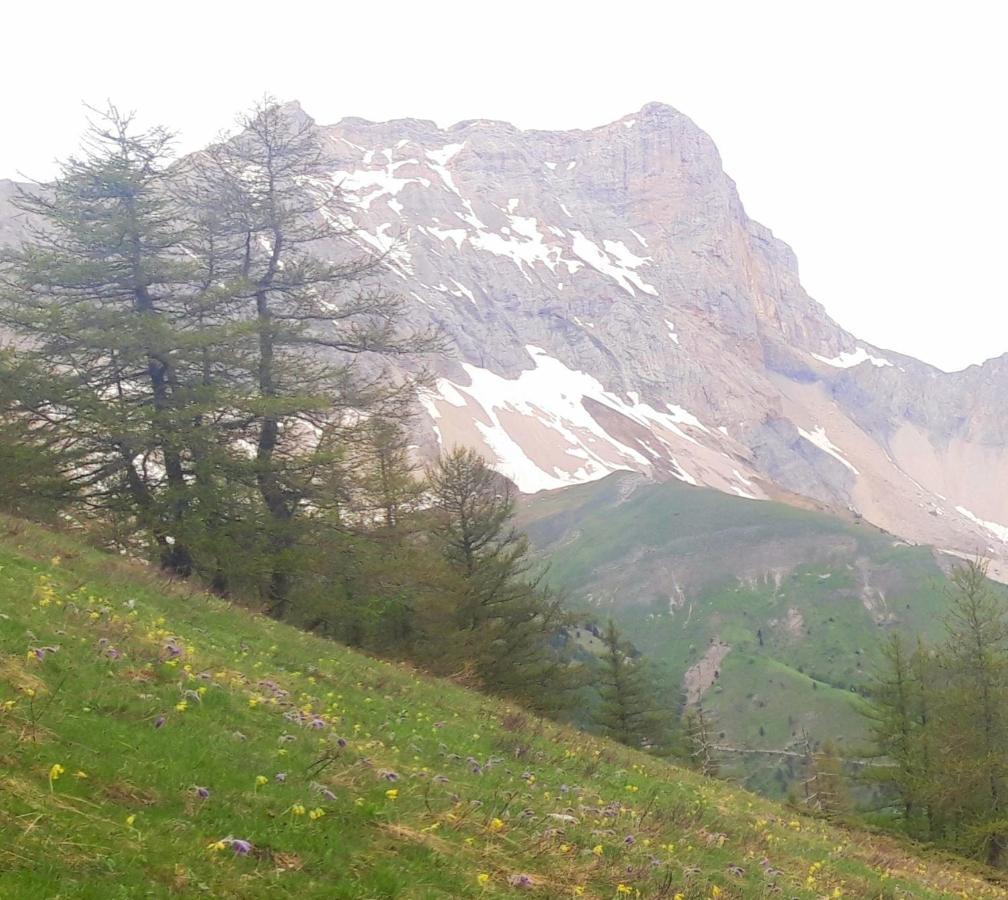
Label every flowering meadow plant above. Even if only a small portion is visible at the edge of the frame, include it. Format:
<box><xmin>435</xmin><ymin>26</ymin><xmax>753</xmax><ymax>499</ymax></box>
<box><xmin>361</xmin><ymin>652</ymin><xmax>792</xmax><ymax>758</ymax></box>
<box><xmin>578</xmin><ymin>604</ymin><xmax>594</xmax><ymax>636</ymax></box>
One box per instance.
<box><xmin>0</xmin><ymin>520</ymin><xmax>996</xmax><ymax>898</ymax></box>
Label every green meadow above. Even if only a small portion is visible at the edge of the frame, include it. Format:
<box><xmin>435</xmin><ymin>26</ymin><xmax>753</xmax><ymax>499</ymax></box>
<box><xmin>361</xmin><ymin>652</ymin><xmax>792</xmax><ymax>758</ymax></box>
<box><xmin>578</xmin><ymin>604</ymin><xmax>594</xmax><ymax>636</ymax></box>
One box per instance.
<box><xmin>0</xmin><ymin>515</ymin><xmax>1003</xmax><ymax>898</ymax></box>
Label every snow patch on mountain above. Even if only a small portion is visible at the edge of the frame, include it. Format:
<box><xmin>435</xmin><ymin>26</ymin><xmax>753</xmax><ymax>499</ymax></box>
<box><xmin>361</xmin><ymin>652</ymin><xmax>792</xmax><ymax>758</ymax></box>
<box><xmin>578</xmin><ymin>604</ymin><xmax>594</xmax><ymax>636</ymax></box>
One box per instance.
<box><xmin>955</xmin><ymin>506</ymin><xmax>1008</xmax><ymax>543</ymax></box>
<box><xmin>419</xmin><ymin>346</ymin><xmax>717</xmax><ymax>492</ymax></box>
<box><xmin>330</xmin><ymin>162</ymin><xmax>430</xmax><ymax>210</ymax></box>
<box><xmin>570</xmin><ymin>231</ymin><xmax>658</xmax><ymax>296</ymax></box>
<box><xmin>811</xmin><ymin>347</ymin><xmax>893</xmax><ymax>369</ymax></box>
<box><xmin>798</xmin><ymin>426</ymin><xmax>860</xmax><ymax>475</ymax></box>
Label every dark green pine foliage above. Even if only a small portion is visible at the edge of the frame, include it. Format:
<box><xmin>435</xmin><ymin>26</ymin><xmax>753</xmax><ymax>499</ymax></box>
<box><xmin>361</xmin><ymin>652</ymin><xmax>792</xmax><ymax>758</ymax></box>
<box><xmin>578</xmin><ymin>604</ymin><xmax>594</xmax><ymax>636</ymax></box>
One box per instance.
<box><xmin>863</xmin><ymin>634</ymin><xmax>935</xmax><ymax>834</ymax></box>
<box><xmin>421</xmin><ymin>447</ymin><xmax>575</xmax><ymax>714</ymax></box>
<box><xmin>0</xmin><ymin>106</ymin><xmax>228</xmax><ymax>574</ymax></box>
<box><xmin>285</xmin><ymin>416</ymin><xmax>430</xmax><ymax>652</ymax></box>
<box><xmin>180</xmin><ymin>98</ymin><xmax>440</xmax><ymax>615</ymax></box>
<box><xmin>0</xmin><ymin>350</ymin><xmax>76</xmax><ymax>519</ymax></box>
<box><xmin>595</xmin><ymin>619</ymin><xmax>674</xmax><ymax>754</ymax></box>
<box><xmin>935</xmin><ymin>560</ymin><xmax>1008</xmax><ymax>865</ymax></box>
<box><xmin>865</xmin><ymin>560</ymin><xmax>1008</xmax><ymax>865</ymax></box>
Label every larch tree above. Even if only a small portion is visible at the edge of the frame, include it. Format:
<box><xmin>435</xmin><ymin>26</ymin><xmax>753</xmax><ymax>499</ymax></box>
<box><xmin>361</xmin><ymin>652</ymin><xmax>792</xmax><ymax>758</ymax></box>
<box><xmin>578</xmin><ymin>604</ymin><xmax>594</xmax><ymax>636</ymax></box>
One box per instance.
<box><xmin>936</xmin><ymin>560</ymin><xmax>1008</xmax><ymax>864</ymax></box>
<box><xmin>865</xmin><ymin>560</ymin><xmax>1008</xmax><ymax>862</ymax></box>
<box><xmin>594</xmin><ymin>618</ymin><xmax>674</xmax><ymax>754</ymax></box>
<box><xmin>0</xmin><ymin>106</ymin><xmax>223</xmax><ymax>573</ymax></box>
<box><xmin>421</xmin><ymin>447</ymin><xmax>574</xmax><ymax>713</ymax></box>
<box><xmin>864</xmin><ymin>634</ymin><xmax>927</xmax><ymax>828</ymax></box>
<box><xmin>181</xmin><ymin>98</ymin><xmax>440</xmax><ymax>614</ymax></box>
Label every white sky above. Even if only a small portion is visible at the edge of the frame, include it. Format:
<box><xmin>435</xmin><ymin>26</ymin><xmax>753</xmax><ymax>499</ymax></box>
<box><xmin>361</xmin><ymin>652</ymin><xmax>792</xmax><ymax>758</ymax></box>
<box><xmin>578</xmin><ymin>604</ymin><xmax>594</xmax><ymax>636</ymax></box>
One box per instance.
<box><xmin>3</xmin><ymin>0</ymin><xmax>1005</xmax><ymax>371</ymax></box>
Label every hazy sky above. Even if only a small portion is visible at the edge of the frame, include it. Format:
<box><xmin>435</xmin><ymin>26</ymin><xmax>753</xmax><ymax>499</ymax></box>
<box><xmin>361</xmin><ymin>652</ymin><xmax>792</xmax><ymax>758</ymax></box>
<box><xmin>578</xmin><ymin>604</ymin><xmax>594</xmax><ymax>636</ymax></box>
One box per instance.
<box><xmin>3</xmin><ymin>1</ymin><xmax>1005</xmax><ymax>371</ymax></box>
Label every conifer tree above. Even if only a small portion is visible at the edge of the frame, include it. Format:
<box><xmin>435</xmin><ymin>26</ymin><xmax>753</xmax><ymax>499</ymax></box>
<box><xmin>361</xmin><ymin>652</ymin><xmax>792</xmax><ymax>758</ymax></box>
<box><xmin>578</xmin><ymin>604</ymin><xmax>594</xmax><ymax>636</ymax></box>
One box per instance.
<box><xmin>865</xmin><ymin>560</ymin><xmax>1008</xmax><ymax>862</ymax></box>
<box><xmin>0</xmin><ymin>106</ymin><xmax>221</xmax><ymax>573</ymax></box>
<box><xmin>864</xmin><ymin>634</ymin><xmax>927</xmax><ymax>828</ymax></box>
<box><xmin>936</xmin><ymin>560</ymin><xmax>1008</xmax><ymax>864</ymax></box>
<box><xmin>421</xmin><ymin>447</ymin><xmax>573</xmax><ymax>713</ymax></box>
<box><xmin>181</xmin><ymin>98</ymin><xmax>440</xmax><ymax>615</ymax></box>
<box><xmin>594</xmin><ymin>619</ymin><xmax>674</xmax><ymax>753</ymax></box>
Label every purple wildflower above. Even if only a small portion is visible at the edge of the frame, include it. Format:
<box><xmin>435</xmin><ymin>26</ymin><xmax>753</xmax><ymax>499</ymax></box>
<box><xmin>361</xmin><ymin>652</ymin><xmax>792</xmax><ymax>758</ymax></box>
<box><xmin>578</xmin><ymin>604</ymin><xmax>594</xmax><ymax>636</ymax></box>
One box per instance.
<box><xmin>624</xmin><ymin>835</ymin><xmax>636</xmax><ymax>846</ymax></box>
<box><xmin>274</xmin><ymin>772</ymin><xmax>287</xmax><ymax>783</ymax></box>
<box><xmin>154</xmin><ymin>714</ymin><xmax>167</xmax><ymax>729</ymax></box>
<box><xmin>336</xmin><ymin>737</ymin><xmax>348</xmax><ymax>748</ymax></box>
<box><xmin>194</xmin><ymin>786</ymin><xmax>210</xmax><ymax>799</ymax></box>
<box><xmin>381</xmin><ymin>770</ymin><xmax>400</xmax><ymax>782</ymax></box>
<box><xmin>507</xmin><ymin>874</ymin><xmax>534</xmax><ymax>888</ymax></box>
<box><xmin>229</xmin><ymin>838</ymin><xmax>253</xmax><ymax>855</ymax></box>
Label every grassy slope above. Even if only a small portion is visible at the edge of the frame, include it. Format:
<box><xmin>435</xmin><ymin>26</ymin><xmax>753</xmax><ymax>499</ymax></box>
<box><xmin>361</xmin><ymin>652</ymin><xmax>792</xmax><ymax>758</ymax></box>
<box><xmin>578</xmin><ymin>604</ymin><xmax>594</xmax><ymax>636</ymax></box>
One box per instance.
<box><xmin>0</xmin><ymin>517</ymin><xmax>1003</xmax><ymax>899</ymax></box>
<box><xmin>518</xmin><ymin>475</ymin><xmax>966</xmax><ymax>790</ymax></box>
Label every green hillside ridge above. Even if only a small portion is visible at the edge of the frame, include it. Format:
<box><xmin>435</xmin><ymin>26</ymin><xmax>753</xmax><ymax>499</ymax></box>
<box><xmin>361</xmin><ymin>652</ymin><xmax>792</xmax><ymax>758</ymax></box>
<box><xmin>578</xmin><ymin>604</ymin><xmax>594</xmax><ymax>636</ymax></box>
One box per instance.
<box><xmin>518</xmin><ymin>473</ymin><xmax>977</xmax><ymax>791</ymax></box>
<box><xmin>0</xmin><ymin>517</ymin><xmax>1003</xmax><ymax>898</ymax></box>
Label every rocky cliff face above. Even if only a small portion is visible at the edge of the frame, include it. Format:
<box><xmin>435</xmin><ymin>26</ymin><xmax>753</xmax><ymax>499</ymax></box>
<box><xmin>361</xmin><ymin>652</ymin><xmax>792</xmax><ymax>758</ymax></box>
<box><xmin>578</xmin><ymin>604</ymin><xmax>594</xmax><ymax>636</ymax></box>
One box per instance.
<box><xmin>2</xmin><ymin>102</ymin><xmax>1006</xmax><ymax>574</ymax></box>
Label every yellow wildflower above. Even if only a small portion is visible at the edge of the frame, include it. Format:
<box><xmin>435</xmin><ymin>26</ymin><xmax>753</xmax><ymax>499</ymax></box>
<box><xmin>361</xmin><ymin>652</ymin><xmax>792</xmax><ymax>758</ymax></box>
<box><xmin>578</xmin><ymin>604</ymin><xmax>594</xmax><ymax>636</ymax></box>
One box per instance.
<box><xmin>48</xmin><ymin>763</ymin><xmax>65</xmax><ymax>791</ymax></box>
<box><xmin>385</xmin><ymin>788</ymin><xmax>398</xmax><ymax>800</ymax></box>
<box><xmin>489</xmin><ymin>817</ymin><xmax>505</xmax><ymax>832</ymax></box>
<box><xmin>477</xmin><ymin>873</ymin><xmax>491</xmax><ymax>886</ymax></box>
<box><xmin>592</xmin><ymin>844</ymin><xmax>604</xmax><ymax>857</ymax></box>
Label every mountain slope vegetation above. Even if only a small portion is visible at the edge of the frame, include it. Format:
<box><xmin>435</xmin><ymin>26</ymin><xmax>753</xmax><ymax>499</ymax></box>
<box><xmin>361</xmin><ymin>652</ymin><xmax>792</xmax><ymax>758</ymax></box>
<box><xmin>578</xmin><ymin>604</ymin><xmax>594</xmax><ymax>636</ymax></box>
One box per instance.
<box><xmin>0</xmin><ymin>516</ymin><xmax>1003</xmax><ymax>898</ymax></box>
<box><xmin>518</xmin><ymin>473</ymin><xmax>983</xmax><ymax>793</ymax></box>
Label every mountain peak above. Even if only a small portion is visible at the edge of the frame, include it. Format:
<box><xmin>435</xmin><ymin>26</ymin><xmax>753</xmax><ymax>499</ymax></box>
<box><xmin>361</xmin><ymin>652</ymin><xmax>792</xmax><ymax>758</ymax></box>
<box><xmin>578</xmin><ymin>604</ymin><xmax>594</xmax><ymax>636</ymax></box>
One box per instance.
<box><xmin>1</xmin><ymin>103</ymin><xmax>1006</xmax><ymax>580</ymax></box>
<box><xmin>273</xmin><ymin>98</ymin><xmax>315</xmax><ymax>127</ymax></box>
